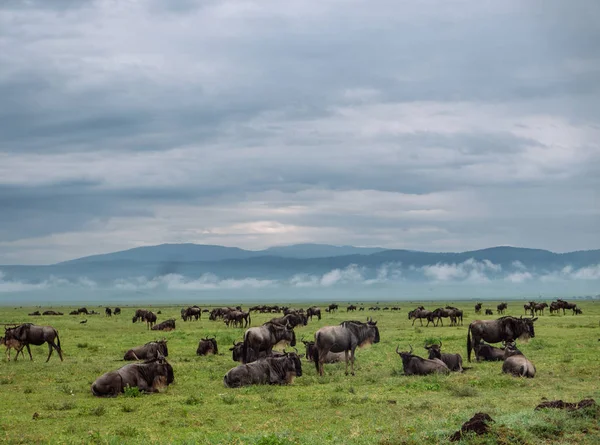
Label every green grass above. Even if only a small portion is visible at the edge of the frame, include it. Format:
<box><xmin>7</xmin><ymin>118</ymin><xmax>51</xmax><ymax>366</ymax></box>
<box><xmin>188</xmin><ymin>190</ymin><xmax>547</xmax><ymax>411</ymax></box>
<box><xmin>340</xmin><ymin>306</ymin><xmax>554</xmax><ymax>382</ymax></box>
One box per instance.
<box><xmin>0</xmin><ymin>300</ymin><xmax>599</xmax><ymax>444</ymax></box>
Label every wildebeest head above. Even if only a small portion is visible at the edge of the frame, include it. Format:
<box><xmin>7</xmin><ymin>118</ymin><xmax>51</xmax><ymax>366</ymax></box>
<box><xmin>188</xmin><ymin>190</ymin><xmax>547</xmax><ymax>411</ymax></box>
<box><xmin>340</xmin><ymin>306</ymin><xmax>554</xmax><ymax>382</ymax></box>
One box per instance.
<box><xmin>230</xmin><ymin>341</ymin><xmax>244</xmax><ymax>362</ymax></box>
<box><xmin>506</xmin><ymin>316</ymin><xmax>537</xmax><ymax>341</ymax></box>
<box><xmin>197</xmin><ymin>337</ymin><xmax>218</xmax><ymax>355</ymax></box>
<box><xmin>365</xmin><ymin>318</ymin><xmax>380</xmax><ymax>344</ymax></box>
<box><xmin>268</xmin><ymin>322</ymin><xmax>296</xmax><ymax>347</ymax></box>
<box><xmin>502</xmin><ymin>341</ymin><xmax>523</xmax><ymax>359</ymax></box>
<box><xmin>424</xmin><ymin>341</ymin><xmax>443</xmax><ymax>360</ymax></box>
<box><xmin>301</xmin><ymin>337</ymin><xmax>316</xmax><ymax>360</ymax></box>
<box><xmin>395</xmin><ymin>344</ymin><xmax>415</xmax><ymax>366</ymax></box>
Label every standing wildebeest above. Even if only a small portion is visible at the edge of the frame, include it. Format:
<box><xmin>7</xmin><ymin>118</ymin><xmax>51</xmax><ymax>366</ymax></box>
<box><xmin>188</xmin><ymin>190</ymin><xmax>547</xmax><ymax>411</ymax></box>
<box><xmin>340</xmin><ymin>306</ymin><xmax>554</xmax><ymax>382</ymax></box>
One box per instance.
<box><xmin>307</xmin><ymin>306</ymin><xmax>321</xmax><ymax>321</ymax></box>
<box><xmin>328</xmin><ymin>304</ymin><xmax>339</xmax><ymax>313</ymax></box>
<box><xmin>555</xmin><ymin>299</ymin><xmax>578</xmax><ymax>315</ymax></box>
<box><xmin>124</xmin><ymin>340</ymin><xmax>168</xmax><ymax>360</ymax></box>
<box><xmin>497</xmin><ymin>302</ymin><xmax>508</xmax><ymax>314</ymax></box>
<box><xmin>1</xmin><ymin>336</ymin><xmax>25</xmax><ymax>361</ymax></box>
<box><xmin>151</xmin><ymin>319</ymin><xmax>175</xmax><ymax>331</ymax></box>
<box><xmin>466</xmin><ymin>316</ymin><xmax>537</xmax><ymax>362</ymax></box>
<box><xmin>105</xmin><ymin>307</ymin><xmax>112</xmax><ymax>317</ymax></box>
<box><xmin>143</xmin><ymin>311</ymin><xmax>157</xmax><ymax>329</ymax></box>
<box><xmin>91</xmin><ymin>356</ymin><xmax>174</xmax><ymax>397</ymax></box>
<box><xmin>396</xmin><ymin>345</ymin><xmax>450</xmax><ymax>375</ymax></box>
<box><xmin>132</xmin><ymin>309</ymin><xmax>149</xmax><ymax>323</ymax></box>
<box><xmin>182</xmin><ymin>306</ymin><xmax>201</xmax><ymax>322</ymax></box>
<box><xmin>196</xmin><ymin>338</ymin><xmax>218</xmax><ymax>356</ymax></box>
<box><xmin>424</xmin><ymin>342</ymin><xmax>463</xmax><ymax>372</ymax></box>
<box><xmin>242</xmin><ymin>322</ymin><xmax>296</xmax><ymax>364</ymax></box>
<box><xmin>485</xmin><ymin>309</ymin><xmax>493</xmax><ymax>315</ymax></box>
<box><xmin>314</xmin><ymin>318</ymin><xmax>380</xmax><ymax>376</ymax></box>
<box><xmin>77</xmin><ymin>307</ymin><xmax>89</xmax><ymax>315</ymax></box>
<box><xmin>4</xmin><ymin>323</ymin><xmax>63</xmax><ymax>362</ymax></box>
<box><xmin>408</xmin><ymin>308</ymin><xmax>434</xmax><ymax>326</ymax></box>
<box><xmin>474</xmin><ymin>303</ymin><xmax>482</xmax><ymax>314</ymax></box>
<box><xmin>223</xmin><ymin>352</ymin><xmax>302</xmax><ymax>388</ymax></box>
<box><xmin>301</xmin><ymin>339</ymin><xmax>344</xmax><ymax>364</ymax></box>
<box><xmin>347</xmin><ymin>305</ymin><xmax>357</xmax><ymax>312</ymax></box>
<box><xmin>533</xmin><ymin>303</ymin><xmax>548</xmax><ymax>316</ymax></box>
<box><xmin>114</xmin><ymin>307</ymin><xmax>121</xmax><ymax>315</ymax></box>
<box><xmin>502</xmin><ymin>342</ymin><xmax>536</xmax><ymax>378</ymax></box>
<box><xmin>473</xmin><ymin>342</ymin><xmax>506</xmax><ymax>361</ymax></box>
<box><xmin>269</xmin><ymin>313</ymin><xmax>306</xmax><ymax>328</ymax></box>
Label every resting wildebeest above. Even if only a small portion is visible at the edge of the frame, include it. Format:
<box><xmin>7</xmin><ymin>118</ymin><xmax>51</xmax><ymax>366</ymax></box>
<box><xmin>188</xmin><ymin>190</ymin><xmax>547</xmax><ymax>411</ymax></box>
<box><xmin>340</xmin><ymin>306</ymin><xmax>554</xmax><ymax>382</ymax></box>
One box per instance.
<box><xmin>485</xmin><ymin>309</ymin><xmax>493</xmax><ymax>315</ymax></box>
<box><xmin>467</xmin><ymin>316</ymin><xmax>537</xmax><ymax>362</ymax></box>
<box><xmin>301</xmin><ymin>339</ymin><xmax>344</xmax><ymax>364</ymax></box>
<box><xmin>29</xmin><ymin>311</ymin><xmax>41</xmax><ymax>316</ymax></box>
<box><xmin>91</xmin><ymin>356</ymin><xmax>174</xmax><ymax>397</ymax></box>
<box><xmin>105</xmin><ymin>307</ymin><xmax>112</xmax><ymax>317</ymax></box>
<box><xmin>151</xmin><ymin>319</ymin><xmax>175</xmax><ymax>331</ymax></box>
<box><xmin>124</xmin><ymin>340</ymin><xmax>168</xmax><ymax>360</ymax></box>
<box><xmin>4</xmin><ymin>323</ymin><xmax>63</xmax><ymax>362</ymax></box>
<box><xmin>196</xmin><ymin>338</ymin><xmax>218</xmax><ymax>356</ymax></box>
<box><xmin>223</xmin><ymin>352</ymin><xmax>302</xmax><ymax>388</ymax></box>
<box><xmin>69</xmin><ymin>310</ymin><xmax>79</xmax><ymax>315</ymax></box>
<box><xmin>42</xmin><ymin>310</ymin><xmax>63</xmax><ymax>316</ymax></box>
<box><xmin>497</xmin><ymin>302</ymin><xmax>508</xmax><ymax>314</ymax></box>
<box><xmin>424</xmin><ymin>342</ymin><xmax>463</xmax><ymax>372</ymax></box>
<box><xmin>473</xmin><ymin>342</ymin><xmax>505</xmax><ymax>362</ymax></box>
<box><xmin>502</xmin><ymin>342</ymin><xmax>535</xmax><ymax>378</ymax></box>
<box><xmin>314</xmin><ymin>318</ymin><xmax>380</xmax><ymax>376</ymax></box>
<box><xmin>242</xmin><ymin>322</ymin><xmax>296</xmax><ymax>364</ymax></box>
<box><xmin>396</xmin><ymin>345</ymin><xmax>450</xmax><ymax>375</ymax></box>
<box><xmin>0</xmin><ymin>336</ymin><xmax>25</xmax><ymax>361</ymax></box>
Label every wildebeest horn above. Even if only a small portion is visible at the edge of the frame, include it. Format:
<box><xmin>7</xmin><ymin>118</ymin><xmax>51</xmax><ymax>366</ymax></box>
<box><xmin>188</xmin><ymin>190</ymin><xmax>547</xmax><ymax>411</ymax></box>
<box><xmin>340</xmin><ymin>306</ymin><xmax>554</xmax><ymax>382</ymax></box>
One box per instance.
<box><xmin>409</xmin><ymin>344</ymin><xmax>413</xmax><ymax>354</ymax></box>
<box><xmin>293</xmin><ymin>347</ymin><xmax>298</xmax><ymax>354</ymax></box>
<box><xmin>396</xmin><ymin>345</ymin><xmax>400</xmax><ymax>354</ymax></box>
<box><xmin>438</xmin><ymin>340</ymin><xmax>442</xmax><ymax>349</ymax></box>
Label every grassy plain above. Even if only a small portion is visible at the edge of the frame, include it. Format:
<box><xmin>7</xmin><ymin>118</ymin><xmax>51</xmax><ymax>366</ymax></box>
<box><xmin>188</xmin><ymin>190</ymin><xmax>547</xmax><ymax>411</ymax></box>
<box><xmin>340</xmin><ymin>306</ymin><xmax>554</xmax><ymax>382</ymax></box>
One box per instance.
<box><xmin>0</xmin><ymin>300</ymin><xmax>599</xmax><ymax>444</ymax></box>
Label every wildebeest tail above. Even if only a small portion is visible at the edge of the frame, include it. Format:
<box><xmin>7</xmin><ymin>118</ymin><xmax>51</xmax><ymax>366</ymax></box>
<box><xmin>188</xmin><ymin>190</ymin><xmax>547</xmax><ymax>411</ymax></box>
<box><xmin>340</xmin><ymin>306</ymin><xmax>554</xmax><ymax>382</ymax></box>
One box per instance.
<box><xmin>466</xmin><ymin>324</ymin><xmax>472</xmax><ymax>362</ymax></box>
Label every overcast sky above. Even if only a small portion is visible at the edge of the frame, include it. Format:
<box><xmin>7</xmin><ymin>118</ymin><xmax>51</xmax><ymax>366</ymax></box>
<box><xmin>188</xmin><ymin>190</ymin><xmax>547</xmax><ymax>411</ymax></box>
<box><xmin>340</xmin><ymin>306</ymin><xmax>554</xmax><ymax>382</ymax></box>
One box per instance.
<box><xmin>1</xmin><ymin>0</ymin><xmax>599</xmax><ymax>265</ymax></box>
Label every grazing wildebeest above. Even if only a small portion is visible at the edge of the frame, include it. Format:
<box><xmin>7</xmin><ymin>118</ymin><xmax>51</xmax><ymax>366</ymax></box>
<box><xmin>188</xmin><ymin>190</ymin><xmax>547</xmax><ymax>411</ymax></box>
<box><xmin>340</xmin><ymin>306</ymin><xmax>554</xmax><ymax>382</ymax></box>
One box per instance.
<box><xmin>523</xmin><ymin>302</ymin><xmax>535</xmax><ymax>316</ymax></box>
<box><xmin>0</xmin><ymin>336</ymin><xmax>25</xmax><ymax>361</ymax></box>
<box><xmin>473</xmin><ymin>341</ymin><xmax>505</xmax><ymax>362</ymax></box>
<box><xmin>474</xmin><ymin>303</ymin><xmax>482</xmax><ymax>314</ymax></box>
<box><xmin>347</xmin><ymin>305</ymin><xmax>357</xmax><ymax>312</ymax></box>
<box><xmin>269</xmin><ymin>313</ymin><xmax>306</xmax><ymax>328</ymax></box>
<box><xmin>144</xmin><ymin>311</ymin><xmax>157</xmax><ymax>330</ymax></box>
<box><xmin>533</xmin><ymin>303</ymin><xmax>548</xmax><ymax>316</ymax></box>
<box><xmin>223</xmin><ymin>352</ymin><xmax>302</xmax><ymax>388</ymax></box>
<box><xmin>77</xmin><ymin>307</ymin><xmax>88</xmax><ymax>315</ymax></box>
<box><xmin>555</xmin><ymin>299</ymin><xmax>578</xmax><ymax>315</ymax></box>
<box><xmin>182</xmin><ymin>306</ymin><xmax>201</xmax><ymax>322</ymax></box>
<box><xmin>502</xmin><ymin>342</ymin><xmax>535</xmax><ymax>378</ymax></box>
<box><xmin>314</xmin><ymin>318</ymin><xmax>380</xmax><ymax>376</ymax></box>
<box><xmin>424</xmin><ymin>342</ymin><xmax>463</xmax><ymax>372</ymax></box>
<box><xmin>485</xmin><ymin>309</ymin><xmax>493</xmax><ymax>315</ymax></box>
<box><xmin>466</xmin><ymin>316</ymin><xmax>537</xmax><ymax>362</ymax></box>
<box><xmin>124</xmin><ymin>340</ymin><xmax>168</xmax><ymax>360</ymax></box>
<box><xmin>408</xmin><ymin>308</ymin><xmax>434</xmax><ymax>326</ymax></box>
<box><xmin>114</xmin><ymin>307</ymin><xmax>121</xmax><ymax>315</ymax></box>
<box><xmin>242</xmin><ymin>322</ymin><xmax>296</xmax><ymax>364</ymax></box>
<box><xmin>301</xmin><ymin>339</ymin><xmax>344</xmax><ymax>364</ymax></box>
<box><xmin>196</xmin><ymin>338</ymin><xmax>218</xmax><ymax>356</ymax></box>
<box><xmin>4</xmin><ymin>323</ymin><xmax>63</xmax><ymax>362</ymax></box>
<box><xmin>574</xmin><ymin>308</ymin><xmax>582</xmax><ymax>315</ymax></box>
<box><xmin>132</xmin><ymin>309</ymin><xmax>149</xmax><ymax>323</ymax></box>
<box><xmin>91</xmin><ymin>356</ymin><xmax>174</xmax><ymax>397</ymax></box>
<box><xmin>395</xmin><ymin>345</ymin><xmax>450</xmax><ymax>375</ymax></box>
<box><xmin>151</xmin><ymin>319</ymin><xmax>175</xmax><ymax>331</ymax></box>
<box><xmin>307</xmin><ymin>306</ymin><xmax>321</xmax><ymax>321</ymax></box>
<box><xmin>497</xmin><ymin>302</ymin><xmax>508</xmax><ymax>314</ymax></box>
<box><xmin>328</xmin><ymin>303</ymin><xmax>339</xmax><ymax>313</ymax></box>
<box><xmin>105</xmin><ymin>307</ymin><xmax>112</xmax><ymax>317</ymax></box>
<box><xmin>42</xmin><ymin>310</ymin><xmax>63</xmax><ymax>316</ymax></box>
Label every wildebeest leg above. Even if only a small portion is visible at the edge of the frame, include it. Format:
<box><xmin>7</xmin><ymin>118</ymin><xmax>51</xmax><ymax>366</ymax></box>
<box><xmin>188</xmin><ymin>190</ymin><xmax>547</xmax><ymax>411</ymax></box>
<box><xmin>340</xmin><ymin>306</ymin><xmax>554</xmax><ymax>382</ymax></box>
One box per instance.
<box><xmin>46</xmin><ymin>342</ymin><xmax>55</xmax><ymax>362</ymax></box>
<box><xmin>26</xmin><ymin>344</ymin><xmax>33</xmax><ymax>361</ymax></box>
<box><xmin>344</xmin><ymin>350</ymin><xmax>349</xmax><ymax>375</ymax></box>
<box><xmin>350</xmin><ymin>348</ymin><xmax>356</xmax><ymax>376</ymax></box>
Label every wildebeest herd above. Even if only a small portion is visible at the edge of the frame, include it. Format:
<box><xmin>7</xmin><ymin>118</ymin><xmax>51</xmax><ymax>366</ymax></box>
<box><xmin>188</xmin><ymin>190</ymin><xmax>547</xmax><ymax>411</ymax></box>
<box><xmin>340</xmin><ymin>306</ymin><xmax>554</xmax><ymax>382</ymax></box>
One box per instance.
<box><xmin>2</xmin><ymin>299</ymin><xmax>585</xmax><ymax>397</ymax></box>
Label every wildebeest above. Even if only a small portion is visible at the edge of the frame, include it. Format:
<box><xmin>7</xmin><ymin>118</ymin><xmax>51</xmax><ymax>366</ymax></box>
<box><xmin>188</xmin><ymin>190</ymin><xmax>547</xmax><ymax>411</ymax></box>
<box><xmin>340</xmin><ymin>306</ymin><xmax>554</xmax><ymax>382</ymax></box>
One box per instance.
<box><xmin>224</xmin><ymin>310</ymin><xmax>251</xmax><ymax>328</ymax></box>
<box><xmin>0</xmin><ymin>335</ymin><xmax>25</xmax><ymax>361</ymax></box>
<box><xmin>181</xmin><ymin>306</ymin><xmax>201</xmax><ymax>322</ymax></box>
<box><xmin>502</xmin><ymin>342</ymin><xmax>535</xmax><ymax>378</ymax></box>
<box><xmin>301</xmin><ymin>339</ymin><xmax>344</xmax><ymax>364</ymax></box>
<box><xmin>396</xmin><ymin>345</ymin><xmax>450</xmax><ymax>375</ymax></box>
<box><xmin>314</xmin><ymin>318</ymin><xmax>380</xmax><ymax>376</ymax></box>
<box><xmin>424</xmin><ymin>342</ymin><xmax>463</xmax><ymax>372</ymax></box>
<box><xmin>347</xmin><ymin>305</ymin><xmax>357</xmax><ymax>312</ymax></box>
<box><xmin>114</xmin><ymin>307</ymin><xmax>121</xmax><ymax>315</ymax></box>
<box><xmin>574</xmin><ymin>308</ymin><xmax>583</xmax><ymax>315</ymax></box>
<box><xmin>124</xmin><ymin>340</ymin><xmax>168</xmax><ymax>360</ymax></box>
<box><xmin>485</xmin><ymin>309</ymin><xmax>493</xmax><ymax>315</ymax></box>
<box><xmin>328</xmin><ymin>303</ymin><xmax>339</xmax><ymax>313</ymax></box>
<box><xmin>473</xmin><ymin>341</ymin><xmax>505</xmax><ymax>362</ymax></box>
<box><xmin>533</xmin><ymin>303</ymin><xmax>548</xmax><ymax>316</ymax></box>
<box><xmin>242</xmin><ymin>322</ymin><xmax>296</xmax><ymax>364</ymax></box>
<box><xmin>445</xmin><ymin>306</ymin><xmax>464</xmax><ymax>326</ymax></box>
<box><xmin>269</xmin><ymin>313</ymin><xmax>306</xmax><ymax>328</ymax></box>
<box><xmin>307</xmin><ymin>306</ymin><xmax>321</xmax><ymax>320</ymax></box>
<box><xmin>132</xmin><ymin>309</ymin><xmax>149</xmax><ymax>323</ymax></box>
<box><xmin>69</xmin><ymin>310</ymin><xmax>79</xmax><ymax>315</ymax></box>
<box><xmin>105</xmin><ymin>307</ymin><xmax>112</xmax><ymax>317</ymax></box>
<box><xmin>77</xmin><ymin>307</ymin><xmax>88</xmax><ymax>315</ymax></box>
<box><xmin>42</xmin><ymin>310</ymin><xmax>63</xmax><ymax>316</ymax></box>
<box><xmin>196</xmin><ymin>337</ymin><xmax>218</xmax><ymax>356</ymax></box>
<box><xmin>554</xmin><ymin>299</ymin><xmax>578</xmax><ymax>315</ymax></box>
<box><xmin>144</xmin><ymin>311</ymin><xmax>157</xmax><ymax>329</ymax></box>
<box><xmin>408</xmin><ymin>308</ymin><xmax>434</xmax><ymax>326</ymax></box>
<box><xmin>91</xmin><ymin>356</ymin><xmax>174</xmax><ymax>397</ymax></box>
<box><xmin>466</xmin><ymin>316</ymin><xmax>537</xmax><ymax>362</ymax></box>
<box><xmin>4</xmin><ymin>323</ymin><xmax>63</xmax><ymax>362</ymax></box>
<box><xmin>523</xmin><ymin>301</ymin><xmax>535</xmax><ymax>316</ymax></box>
<box><xmin>496</xmin><ymin>302</ymin><xmax>508</xmax><ymax>314</ymax></box>
<box><xmin>28</xmin><ymin>311</ymin><xmax>41</xmax><ymax>316</ymax></box>
<box><xmin>151</xmin><ymin>319</ymin><xmax>175</xmax><ymax>331</ymax></box>
<box><xmin>474</xmin><ymin>303</ymin><xmax>482</xmax><ymax>314</ymax></box>
<box><xmin>223</xmin><ymin>352</ymin><xmax>302</xmax><ymax>388</ymax></box>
